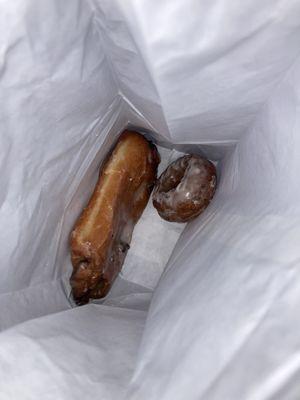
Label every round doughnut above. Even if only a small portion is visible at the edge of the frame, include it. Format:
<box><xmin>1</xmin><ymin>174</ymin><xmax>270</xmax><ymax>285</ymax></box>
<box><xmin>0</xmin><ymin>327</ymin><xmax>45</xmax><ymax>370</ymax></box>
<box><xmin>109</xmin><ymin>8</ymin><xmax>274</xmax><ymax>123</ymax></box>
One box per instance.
<box><xmin>152</xmin><ymin>154</ymin><xmax>217</xmax><ymax>223</ymax></box>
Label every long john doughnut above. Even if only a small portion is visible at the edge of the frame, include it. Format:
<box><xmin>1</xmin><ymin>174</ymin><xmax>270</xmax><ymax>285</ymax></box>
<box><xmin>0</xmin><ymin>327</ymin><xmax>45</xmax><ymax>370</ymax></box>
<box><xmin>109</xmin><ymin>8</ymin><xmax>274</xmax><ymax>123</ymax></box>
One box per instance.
<box><xmin>70</xmin><ymin>130</ymin><xmax>160</xmax><ymax>305</ymax></box>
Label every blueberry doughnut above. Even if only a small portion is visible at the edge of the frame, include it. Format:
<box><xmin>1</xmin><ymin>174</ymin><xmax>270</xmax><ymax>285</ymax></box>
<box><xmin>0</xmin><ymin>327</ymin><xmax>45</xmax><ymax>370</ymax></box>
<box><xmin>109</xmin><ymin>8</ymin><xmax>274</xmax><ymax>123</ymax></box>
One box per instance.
<box><xmin>152</xmin><ymin>155</ymin><xmax>216</xmax><ymax>223</ymax></box>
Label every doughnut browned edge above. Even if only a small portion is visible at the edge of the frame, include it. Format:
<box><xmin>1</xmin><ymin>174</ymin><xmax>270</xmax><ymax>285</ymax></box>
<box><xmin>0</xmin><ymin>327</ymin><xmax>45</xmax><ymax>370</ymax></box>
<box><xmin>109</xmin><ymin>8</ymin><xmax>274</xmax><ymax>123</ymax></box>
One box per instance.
<box><xmin>152</xmin><ymin>154</ymin><xmax>217</xmax><ymax>223</ymax></box>
<box><xmin>70</xmin><ymin>130</ymin><xmax>160</xmax><ymax>305</ymax></box>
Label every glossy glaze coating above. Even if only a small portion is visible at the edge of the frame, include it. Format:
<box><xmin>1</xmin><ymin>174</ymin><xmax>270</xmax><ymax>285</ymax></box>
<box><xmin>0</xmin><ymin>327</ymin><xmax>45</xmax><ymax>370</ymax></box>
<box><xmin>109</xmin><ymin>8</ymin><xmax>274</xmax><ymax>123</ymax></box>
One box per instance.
<box><xmin>152</xmin><ymin>155</ymin><xmax>216</xmax><ymax>223</ymax></box>
<box><xmin>70</xmin><ymin>130</ymin><xmax>160</xmax><ymax>305</ymax></box>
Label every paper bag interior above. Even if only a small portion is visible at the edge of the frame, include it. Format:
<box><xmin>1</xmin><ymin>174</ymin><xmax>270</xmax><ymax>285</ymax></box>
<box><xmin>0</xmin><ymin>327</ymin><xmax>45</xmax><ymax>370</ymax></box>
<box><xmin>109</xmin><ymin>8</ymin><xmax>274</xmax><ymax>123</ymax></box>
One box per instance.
<box><xmin>1</xmin><ymin>1</ymin><xmax>300</xmax><ymax>399</ymax></box>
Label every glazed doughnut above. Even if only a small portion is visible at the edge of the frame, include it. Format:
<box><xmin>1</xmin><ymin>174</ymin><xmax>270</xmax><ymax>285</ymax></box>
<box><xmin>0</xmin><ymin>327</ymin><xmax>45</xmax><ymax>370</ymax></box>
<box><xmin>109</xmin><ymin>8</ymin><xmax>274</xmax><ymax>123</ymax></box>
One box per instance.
<box><xmin>70</xmin><ymin>130</ymin><xmax>160</xmax><ymax>305</ymax></box>
<box><xmin>152</xmin><ymin>155</ymin><xmax>216</xmax><ymax>223</ymax></box>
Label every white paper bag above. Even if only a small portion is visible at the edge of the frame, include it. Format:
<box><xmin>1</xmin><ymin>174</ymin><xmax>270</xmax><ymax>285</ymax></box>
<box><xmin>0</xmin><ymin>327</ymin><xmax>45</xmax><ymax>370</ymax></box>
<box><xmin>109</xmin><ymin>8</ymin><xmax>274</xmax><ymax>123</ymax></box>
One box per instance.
<box><xmin>1</xmin><ymin>0</ymin><xmax>300</xmax><ymax>399</ymax></box>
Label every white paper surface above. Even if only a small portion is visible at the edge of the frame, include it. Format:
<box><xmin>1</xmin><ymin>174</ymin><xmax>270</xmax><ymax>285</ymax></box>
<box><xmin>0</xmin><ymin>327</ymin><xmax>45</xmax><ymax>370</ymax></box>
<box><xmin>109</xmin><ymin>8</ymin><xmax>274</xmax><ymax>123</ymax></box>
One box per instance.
<box><xmin>128</xmin><ymin>46</ymin><xmax>300</xmax><ymax>400</ymax></box>
<box><xmin>121</xmin><ymin>146</ymin><xmax>185</xmax><ymax>289</ymax></box>
<box><xmin>0</xmin><ymin>303</ymin><xmax>147</xmax><ymax>400</ymax></box>
<box><xmin>91</xmin><ymin>0</ymin><xmax>300</xmax><ymax>143</ymax></box>
<box><xmin>0</xmin><ymin>0</ymin><xmax>120</xmax><ymax>329</ymax></box>
<box><xmin>1</xmin><ymin>0</ymin><xmax>300</xmax><ymax>399</ymax></box>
